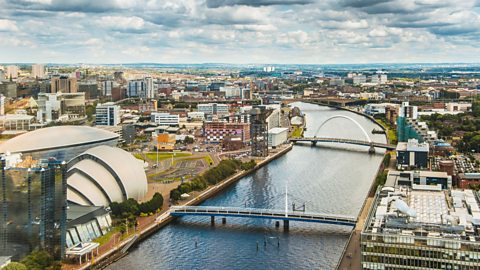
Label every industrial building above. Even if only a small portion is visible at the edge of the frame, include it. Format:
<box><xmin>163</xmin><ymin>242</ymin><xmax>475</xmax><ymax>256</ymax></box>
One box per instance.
<box><xmin>396</xmin><ymin>139</ymin><xmax>429</xmax><ymax>169</ymax></box>
<box><xmin>0</xmin><ymin>126</ymin><xmax>119</xmax><ymax>162</ymax></box>
<box><xmin>67</xmin><ymin>145</ymin><xmax>147</xmax><ymax>207</ymax></box>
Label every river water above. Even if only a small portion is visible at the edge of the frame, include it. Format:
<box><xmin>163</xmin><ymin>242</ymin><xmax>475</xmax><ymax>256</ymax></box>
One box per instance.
<box><xmin>109</xmin><ymin>103</ymin><xmax>386</xmax><ymax>270</ymax></box>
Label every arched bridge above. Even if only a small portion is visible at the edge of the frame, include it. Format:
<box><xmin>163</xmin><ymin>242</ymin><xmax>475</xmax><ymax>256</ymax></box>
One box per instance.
<box><xmin>170</xmin><ymin>206</ymin><xmax>356</xmax><ymax>227</ymax></box>
<box><xmin>289</xmin><ymin>115</ymin><xmax>395</xmax><ymax>152</ymax></box>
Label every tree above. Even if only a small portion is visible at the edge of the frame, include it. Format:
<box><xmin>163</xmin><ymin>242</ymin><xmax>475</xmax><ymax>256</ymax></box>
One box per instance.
<box><xmin>21</xmin><ymin>251</ymin><xmax>57</xmax><ymax>270</ymax></box>
<box><xmin>3</xmin><ymin>262</ymin><xmax>27</xmax><ymax>270</ymax></box>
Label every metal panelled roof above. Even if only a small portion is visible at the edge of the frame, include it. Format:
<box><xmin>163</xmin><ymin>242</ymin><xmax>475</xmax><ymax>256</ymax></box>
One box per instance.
<box><xmin>67</xmin><ymin>145</ymin><xmax>147</xmax><ymax>206</ymax></box>
<box><xmin>0</xmin><ymin>126</ymin><xmax>119</xmax><ymax>154</ymax></box>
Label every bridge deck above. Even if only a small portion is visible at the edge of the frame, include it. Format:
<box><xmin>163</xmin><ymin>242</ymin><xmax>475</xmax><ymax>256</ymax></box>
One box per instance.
<box><xmin>170</xmin><ymin>206</ymin><xmax>357</xmax><ymax>227</ymax></box>
<box><xmin>289</xmin><ymin>137</ymin><xmax>395</xmax><ymax>150</ymax></box>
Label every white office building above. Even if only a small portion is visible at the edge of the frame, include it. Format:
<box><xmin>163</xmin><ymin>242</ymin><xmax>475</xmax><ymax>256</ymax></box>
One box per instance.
<box><xmin>268</xmin><ymin>128</ymin><xmax>288</xmax><ymax>148</ymax></box>
<box><xmin>95</xmin><ymin>102</ymin><xmax>120</xmax><ymax>126</ymax></box>
<box><xmin>197</xmin><ymin>103</ymin><xmax>229</xmax><ymax>115</ymax></box>
<box><xmin>151</xmin><ymin>112</ymin><xmax>179</xmax><ymax>126</ymax></box>
<box><xmin>31</xmin><ymin>64</ymin><xmax>45</xmax><ymax>79</ymax></box>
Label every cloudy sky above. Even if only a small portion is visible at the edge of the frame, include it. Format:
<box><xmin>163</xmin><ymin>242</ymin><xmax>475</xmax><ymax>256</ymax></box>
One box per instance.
<box><xmin>1</xmin><ymin>0</ymin><xmax>480</xmax><ymax>64</ymax></box>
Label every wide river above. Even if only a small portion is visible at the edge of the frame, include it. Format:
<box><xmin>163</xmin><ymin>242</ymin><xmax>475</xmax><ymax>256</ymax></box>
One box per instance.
<box><xmin>109</xmin><ymin>102</ymin><xmax>387</xmax><ymax>270</ymax></box>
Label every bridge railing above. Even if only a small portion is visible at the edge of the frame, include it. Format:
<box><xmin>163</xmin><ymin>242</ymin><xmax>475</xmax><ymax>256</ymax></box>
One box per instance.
<box><xmin>170</xmin><ymin>206</ymin><xmax>356</xmax><ymax>222</ymax></box>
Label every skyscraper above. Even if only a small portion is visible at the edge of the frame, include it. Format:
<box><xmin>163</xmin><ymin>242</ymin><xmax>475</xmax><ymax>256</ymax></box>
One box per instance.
<box><xmin>31</xmin><ymin>64</ymin><xmax>45</xmax><ymax>79</ymax></box>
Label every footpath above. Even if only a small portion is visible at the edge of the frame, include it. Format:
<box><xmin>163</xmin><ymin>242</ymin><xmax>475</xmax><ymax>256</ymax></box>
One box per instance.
<box><xmin>67</xmin><ymin>144</ymin><xmax>293</xmax><ymax>270</ymax></box>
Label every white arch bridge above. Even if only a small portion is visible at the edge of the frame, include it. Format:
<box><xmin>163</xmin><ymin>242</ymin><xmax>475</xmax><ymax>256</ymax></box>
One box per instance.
<box><xmin>289</xmin><ymin>115</ymin><xmax>395</xmax><ymax>153</ymax></box>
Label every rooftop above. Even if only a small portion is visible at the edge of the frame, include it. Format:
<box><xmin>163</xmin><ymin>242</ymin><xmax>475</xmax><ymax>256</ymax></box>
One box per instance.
<box><xmin>364</xmin><ymin>186</ymin><xmax>480</xmax><ymax>246</ymax></box>
<box><xmin>0</xmin><ymin>126</ymin><xmax>119</xmax><ymax>154</ymax></box>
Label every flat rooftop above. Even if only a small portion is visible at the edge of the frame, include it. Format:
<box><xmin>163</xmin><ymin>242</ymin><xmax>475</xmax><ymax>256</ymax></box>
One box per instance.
<box><xmin>364</xmin><ymin>186</ymin><xmax>480</xmax><ymax>245</ymax></box>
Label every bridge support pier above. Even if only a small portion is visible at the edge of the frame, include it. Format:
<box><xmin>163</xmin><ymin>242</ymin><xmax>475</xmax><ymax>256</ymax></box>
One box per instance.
<box><xmin>211</xmin><ymin>216</ymin><xmax>215</xmax><ymax>226</ymax></box>
<box><xmin>283</xmin><ymin>220</ymin><xmax>289</xmax><ymax>231</ymax></box>
<box><xmin>311</xmin><ymin>141</ymin><xmax>317</xmax><ymax>146</ymax></box>
<box><xmin>275</xmin><ymin>221</ymin><xmax>280</xmax><ymax>228</ymax></box>
<box><xmin>222</xmin><ymin>218</ymin><xmax>227</xmax><ymax>224</ymax></box>
<box><xmin>368</xmin><ymin>145</ymin><xmax>376</xmax><ymax>154</ymax></box>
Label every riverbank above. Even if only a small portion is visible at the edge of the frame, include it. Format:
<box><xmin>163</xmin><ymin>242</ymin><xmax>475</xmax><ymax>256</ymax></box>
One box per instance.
<box><xmin>335</xmin><ymin>152</ymin><xmax>389</xmax><ymax>270</ymax></box>
<box><xmin>74</xmin><ymin>144</ymin><xmax>293</xmax><ymax>270</ymax></box>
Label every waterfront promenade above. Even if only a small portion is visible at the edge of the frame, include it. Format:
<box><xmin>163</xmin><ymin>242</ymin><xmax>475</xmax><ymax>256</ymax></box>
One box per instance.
<box><xmin>67</xmin><ymin>144</ymin><xmax>293</xmax><ymax>270</ymax></box>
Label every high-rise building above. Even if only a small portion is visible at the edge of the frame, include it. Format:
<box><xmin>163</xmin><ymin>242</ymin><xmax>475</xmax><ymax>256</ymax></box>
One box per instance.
<box><xmin>31</xmin><ymin>64</ymin><xmax>45</xmax><ymax>79</ymax></box>
<box><xmin>0</xmin><ymin>70</ymin><xmax>5</xmax><ymax>81</ymax></box>
<box><xmin>102</xmin><ymin>80</ymin><xmax>114</xmax><ymax>96</ymax></box>
<box><xmin>127</xmin><ymin>78</ymin><xmax>154</xmax><ymax>99</ymax></box>
<box><xmin>127</xmin><ymin>79</ymin><xmax>145</xmax><ymax>98</ymax></box>
<box><xmin>144</xmin><ymin>77</ymin><xmax>155</xmax><ymax>99</ymax></box>
<box><xmin>6</xmin><ymin>65</ymin><xmax>18</xmax><ymax>80</ymax></box>
<box><xmin>95</xmin><ymin>102</ymin><xmax>120</xmax><ymax>126</ymax></box>
<box><xmin>0</xmin><ymin>159</ymin><xmax>67</xmax><ymax>260</ymax></box>
<box><xmin>50</xmin><ymin>76</ymin><xmax>78</xmax><ymax>93</ymax></box>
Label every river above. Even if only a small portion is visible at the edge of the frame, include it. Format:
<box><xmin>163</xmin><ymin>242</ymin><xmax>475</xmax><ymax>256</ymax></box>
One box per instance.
<box><xmin>109</xmin><ymin>102</ymin><xmax>387</xmax><ymax>270</ymax></box>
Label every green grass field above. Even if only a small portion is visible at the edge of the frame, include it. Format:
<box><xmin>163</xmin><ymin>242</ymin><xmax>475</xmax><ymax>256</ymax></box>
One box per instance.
<box><xmin>135</xmin><ymin>152</ymin><xmax>192</xmax><ymax>161</ymax></box>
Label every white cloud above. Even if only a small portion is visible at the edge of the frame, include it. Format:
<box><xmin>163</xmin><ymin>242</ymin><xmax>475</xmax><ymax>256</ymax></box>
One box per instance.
<box><xmin>96</xmin><ymin>16</ymin><xmax>145</xmax><ymax>30</ymax></box>
<box><xmin>0</xmin><ymin>19</ymin><xmax>18</xmax><ymax>31</ymax></box>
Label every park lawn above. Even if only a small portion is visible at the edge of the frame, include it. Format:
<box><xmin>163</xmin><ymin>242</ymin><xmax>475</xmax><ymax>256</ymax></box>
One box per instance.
<box><xmin>93</xmin><ymin>227</ymin><xmax>121</xmax><ymax>246</ymax></box>
<box><xmin>145</xmin><ymin>152</ymin><xmax>192</xmax><ymax>161</ymax></box>
<box><xmin>375</xmin><ymin>119</ymin><xmax>398</xmax><ymax>145</ymax></box>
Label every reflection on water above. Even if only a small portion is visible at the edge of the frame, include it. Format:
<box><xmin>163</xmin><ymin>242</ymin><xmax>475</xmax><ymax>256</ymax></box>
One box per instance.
<box><xmin>109</xmin><ymin>103</ymin><xmax>386</xmax><ymax>270</ymax></box>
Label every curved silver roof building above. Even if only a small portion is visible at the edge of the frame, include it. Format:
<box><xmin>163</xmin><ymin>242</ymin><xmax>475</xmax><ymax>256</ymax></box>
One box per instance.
<box><xmin>67</xmin><ymin>145</ymin><xmax>147</xmax><ymax>206</ymax></box>
<box><xmin>0</xmin><ymin>126</ymin><xmax>119</xmax><ymax>162</ymax></box>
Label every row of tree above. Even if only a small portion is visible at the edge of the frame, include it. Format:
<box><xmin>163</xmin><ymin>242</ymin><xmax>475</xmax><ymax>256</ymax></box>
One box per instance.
<box><xmin>110</xmin><ymin>192</ymin><xmax>164</xmax><ymax>219</ymax></box>
<box><xmin>170</xmin><ymin>159</ymin><xmax>256</xmax><ymax>201</ymax></box>
<box><xmin>4</xmin><ymin>251</ymin><xmax>60</xmax><ymax>270</ymax></box>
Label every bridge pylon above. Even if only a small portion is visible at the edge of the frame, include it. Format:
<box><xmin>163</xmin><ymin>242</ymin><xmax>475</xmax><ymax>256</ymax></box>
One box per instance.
<box><xmin>368</xmin><ymin>144</ymin><xmax>376</xmax><ymax>154</ymax></box>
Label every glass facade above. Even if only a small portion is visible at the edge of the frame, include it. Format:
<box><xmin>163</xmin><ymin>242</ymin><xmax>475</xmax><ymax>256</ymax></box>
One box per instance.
<box><xmin>0</xmin><ymin>160</ymin><xmax>67</xmax><ymax>260</ymax></box>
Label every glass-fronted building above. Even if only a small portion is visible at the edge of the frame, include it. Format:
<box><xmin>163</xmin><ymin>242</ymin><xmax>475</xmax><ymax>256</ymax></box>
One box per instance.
<box><xmin>0</xmin><ymin>160</ymin><xmax>67</xmax><ymax>260</ymax></box>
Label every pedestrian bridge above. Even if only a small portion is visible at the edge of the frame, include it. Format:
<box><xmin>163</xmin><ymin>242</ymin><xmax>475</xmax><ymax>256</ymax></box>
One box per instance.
<box><xmin>170</xmin><ymin>206</ymin><xmax>357</xmax><ymax>227</ymax></box>
<box><xmin>289</xmin><ymin>114</ymin><xmax>394</xmax><ymax>152</ymax></box>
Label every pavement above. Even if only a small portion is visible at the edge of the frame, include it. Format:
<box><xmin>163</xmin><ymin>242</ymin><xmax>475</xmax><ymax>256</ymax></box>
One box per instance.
<box><xmin>336</xmin><ymin>196</ymin><xmax>373</xmax><ymax>270</ymax></box>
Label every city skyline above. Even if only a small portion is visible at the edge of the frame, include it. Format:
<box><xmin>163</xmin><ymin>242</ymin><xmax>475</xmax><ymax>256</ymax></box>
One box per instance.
<box><xmin>1</xmin><ymin>0</ymin><xmax>480</xmax><ymax>64</ymax></box>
